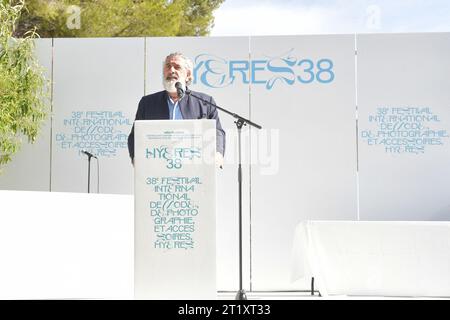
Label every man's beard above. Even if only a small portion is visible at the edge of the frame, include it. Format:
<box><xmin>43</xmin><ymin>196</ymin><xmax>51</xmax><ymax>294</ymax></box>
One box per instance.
<box><xmin>163</xmin><ymin>78</ymin><xmax>180</xmax><ymax>93</ymax></box>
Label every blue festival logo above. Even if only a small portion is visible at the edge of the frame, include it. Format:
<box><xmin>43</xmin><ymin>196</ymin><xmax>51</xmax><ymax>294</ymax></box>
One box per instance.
<box><xmin>145</xmin><ymin>145</ymin><xmax>201</xmax><ymax>169</ymax></box>
<box><xmin>193</xmin><ymin>49</ymin><xmax>335</xmax><ymax>90</ymax></box>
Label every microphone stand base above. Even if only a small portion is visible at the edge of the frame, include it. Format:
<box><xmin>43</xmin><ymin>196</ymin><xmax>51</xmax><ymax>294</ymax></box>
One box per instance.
<box><xmin>235</xmin><ymin>289</ymin><xmax>247</xmax><ymax>300</ymax></box>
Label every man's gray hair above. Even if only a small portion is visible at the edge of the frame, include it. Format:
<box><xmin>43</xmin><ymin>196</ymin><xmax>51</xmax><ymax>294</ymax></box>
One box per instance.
<box><xmin>165</xmin><ymin>52</ymin><xmax>194</xmax><ymax>86</ymax></box>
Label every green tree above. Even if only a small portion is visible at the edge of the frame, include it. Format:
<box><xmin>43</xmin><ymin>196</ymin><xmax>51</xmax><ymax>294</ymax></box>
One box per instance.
<box><xmin>13</xmin><ymin>0</ymin><xmax>224</xmax><ymax>38</ymax></box>
<box><xmin>0</xmin><ymin>0</ymin><xmax>49</xmax><ymax>170</ymax></box>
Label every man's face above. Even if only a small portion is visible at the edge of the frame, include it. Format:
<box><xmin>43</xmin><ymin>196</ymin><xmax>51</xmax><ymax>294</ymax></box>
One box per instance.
<box><xmin>163</xmin><ymin>56</ymin><xmax>189</xmax><ymax>91</ymax></box>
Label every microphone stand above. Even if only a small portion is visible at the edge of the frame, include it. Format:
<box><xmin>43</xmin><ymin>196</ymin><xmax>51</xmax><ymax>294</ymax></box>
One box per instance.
<box><xmin>87</xmin><ymin>153</ymin><xmax>93</xmax><ymax>193</ymax></box>
<box><xmin>186</xmin><ymin>89</ymin><xmax>262</xmax><ymax>300</ymax></box>
<box><xmin>81</xmin><ymin>151</ymin><xmax>97</xmax><ymax>193</ymax></box>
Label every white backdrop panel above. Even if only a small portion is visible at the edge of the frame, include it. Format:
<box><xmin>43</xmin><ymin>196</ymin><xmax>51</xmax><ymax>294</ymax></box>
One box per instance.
<box><xmin>146</xmin><ymin>37</ymin><xmax>251</xmax><ymax>291</ymax></box>
<box><xmin>250</xmin><ymin>35</ymin><xmax>358</xmax><ymax>291</ymax></box>
<box><xmin>357</xmin><ymin>33</ymin><xmax>450</xmax><ymax>221</ymax></box>
<box><xmin>52</xmin><ymin>38</ymin><xmax>144</xmax><ymax>194</ymax></box>
<box><xmin>0</xmin><ymin>39</ymin><xmax>52</xmax><ymax>191</ymax></box>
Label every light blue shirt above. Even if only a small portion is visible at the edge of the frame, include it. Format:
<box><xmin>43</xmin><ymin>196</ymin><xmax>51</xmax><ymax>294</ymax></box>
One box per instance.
<box><xmin>167</xmin><ymin>96</ymin><xmax>184</xmax><ymax>120</ymax></box>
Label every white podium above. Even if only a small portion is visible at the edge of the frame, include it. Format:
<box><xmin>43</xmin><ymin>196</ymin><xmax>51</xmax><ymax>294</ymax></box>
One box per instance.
<box><xmin>134</xmin><ymin>120</ymin><xmax>217</xmax><ymax>300</ymax></box>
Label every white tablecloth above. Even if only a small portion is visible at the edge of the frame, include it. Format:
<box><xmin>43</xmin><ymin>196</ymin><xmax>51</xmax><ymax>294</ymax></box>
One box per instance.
<box><xmin>292</xmin><ymin>221</ymin><xmax>450</xmax><ymax>297</ymax></box>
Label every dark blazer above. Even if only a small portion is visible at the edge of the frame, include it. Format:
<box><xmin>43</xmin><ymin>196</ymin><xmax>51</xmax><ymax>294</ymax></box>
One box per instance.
<box><xmin>127</xmin><ymin>90</ymin><xmax>226</xmax><ymax>159</ymax></box>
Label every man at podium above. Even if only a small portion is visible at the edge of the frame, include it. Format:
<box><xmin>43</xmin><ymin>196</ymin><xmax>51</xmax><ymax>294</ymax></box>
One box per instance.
<box><xmin>127</xmin><ymin>52</ymin><xmax>226</xmax><ymax>166</ymax></box>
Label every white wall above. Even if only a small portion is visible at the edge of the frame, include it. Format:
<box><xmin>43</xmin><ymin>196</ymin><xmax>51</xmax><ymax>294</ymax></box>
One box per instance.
<box><xmin>0</xmin><ymin>190</ymin><xmax>133</xmax><ymax>299</ymax></box>
<box><xmin>1</xmin><ymin>34</ymin><xmax>450</xmax><ymax>293</ymax></box>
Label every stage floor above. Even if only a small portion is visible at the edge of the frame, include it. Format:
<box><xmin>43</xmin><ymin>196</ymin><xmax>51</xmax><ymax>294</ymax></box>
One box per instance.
<box><xmin>217</xmin><ymin>291</ymin><xmax>449</xmax><ymax>300</ymax></box>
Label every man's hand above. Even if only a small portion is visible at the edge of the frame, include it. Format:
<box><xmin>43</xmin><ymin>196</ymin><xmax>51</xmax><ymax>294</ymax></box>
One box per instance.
<box><xmin>215</xmin><ymin>152</ymin><xmax>224</xmax><ymax>169</ymax></box>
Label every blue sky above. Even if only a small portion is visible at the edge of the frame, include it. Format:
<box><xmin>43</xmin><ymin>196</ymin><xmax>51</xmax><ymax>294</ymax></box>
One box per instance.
<box><xmin>211</xmin><ymin>0</ymin><xmax>450</xmax><ymax>36</ymax></box>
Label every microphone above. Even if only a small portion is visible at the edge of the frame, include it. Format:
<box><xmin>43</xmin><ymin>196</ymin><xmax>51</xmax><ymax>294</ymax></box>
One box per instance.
<box><xmin>81</xmin><ymin>150</ymin><xmax>97</xmax><ymax>159</ymax></box>
<box><xmin>175</xmin><ymin>81</ymin><xmax>186</xmax><ymax>99</ymax></box>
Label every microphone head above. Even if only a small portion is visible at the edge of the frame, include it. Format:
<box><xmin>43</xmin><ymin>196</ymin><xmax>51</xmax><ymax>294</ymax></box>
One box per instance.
<box><xmin>175</xmin><ymin>81</ymin><xmax>184</xmax><ymax>90</ymax></box>
<box><xmin>81</xmin><ymin>150</ymin><xmax>97</xmax><ymax>158</ymax></box>
<box><xmin>175</xmin><ymin>81</ymin><xmax>185</xmax><ymax>99</ymax></box>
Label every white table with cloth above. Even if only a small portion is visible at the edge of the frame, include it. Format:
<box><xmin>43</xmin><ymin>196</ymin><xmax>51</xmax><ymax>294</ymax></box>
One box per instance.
<box><xmin>291</xmin><ymin>221</ymin><xmax>450</xmax><ymax>297</ymax></box>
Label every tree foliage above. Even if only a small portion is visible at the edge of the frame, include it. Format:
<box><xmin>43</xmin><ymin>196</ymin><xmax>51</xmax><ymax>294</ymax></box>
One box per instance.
<box><xmin>13</xmin><ymin>0</ymin><xmax>225</xmax><ymax>38</ymax></box>
<box><xmin>0</xmin><ymin>0</ymin><xmax>49</xmax><ymax>170</ymax></box>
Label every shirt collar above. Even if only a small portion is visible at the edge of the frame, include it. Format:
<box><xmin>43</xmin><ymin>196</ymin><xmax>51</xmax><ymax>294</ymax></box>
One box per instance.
<box><xmin>166</xmin><ymin>91</ymin><xmax>186</xmax><ymax>105</ymax></box>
